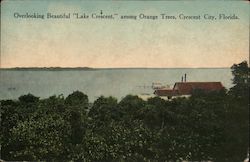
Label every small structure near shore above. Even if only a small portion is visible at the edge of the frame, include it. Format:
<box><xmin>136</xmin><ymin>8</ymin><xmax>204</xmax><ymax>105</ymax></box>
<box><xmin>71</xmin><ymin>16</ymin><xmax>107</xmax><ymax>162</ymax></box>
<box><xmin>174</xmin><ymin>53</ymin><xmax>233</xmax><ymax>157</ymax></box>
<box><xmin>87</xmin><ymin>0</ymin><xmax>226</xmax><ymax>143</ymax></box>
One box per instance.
<box><xmin>154</xmin><ymin>82</ymin><xmax>224</xmax><ymax>99</ymax></box>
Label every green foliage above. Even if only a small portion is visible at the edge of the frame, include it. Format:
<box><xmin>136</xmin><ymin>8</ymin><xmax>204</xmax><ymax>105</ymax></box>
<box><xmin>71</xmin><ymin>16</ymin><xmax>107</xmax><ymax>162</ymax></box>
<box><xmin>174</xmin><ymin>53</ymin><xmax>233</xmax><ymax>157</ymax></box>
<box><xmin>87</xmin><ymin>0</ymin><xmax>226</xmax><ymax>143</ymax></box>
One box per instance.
<box><xmin>89</xmin><ymin>96</ymin><xmax>119</xmax><ymax>123</ymax></box>
<box><xmin>225</xmin><ymin>61</ymin><xmax>249</xmax><ymax>161</ymax></box>
<box><xmin>9</xmin><ymin>114</ymin><xmax>70</xmax><ymax>161</ymax></box>
<box><xmin>230</xmin><ymin>60</ymin><xmax>249</xmax><ymax>100</ymax></box>
<box><xmin>18</xmin><ymin>93</ymin><xmax>39</xmax><ymax>103</ymax></box>
<box><xmin>1</xmin><ymin>61</ymin><xmax>249</xmax><ymax>161</ymax></box>
<box><xmin>65</xmin><ymin>90</ymin><xmax>89</xmax><ymax>108</ymax></box>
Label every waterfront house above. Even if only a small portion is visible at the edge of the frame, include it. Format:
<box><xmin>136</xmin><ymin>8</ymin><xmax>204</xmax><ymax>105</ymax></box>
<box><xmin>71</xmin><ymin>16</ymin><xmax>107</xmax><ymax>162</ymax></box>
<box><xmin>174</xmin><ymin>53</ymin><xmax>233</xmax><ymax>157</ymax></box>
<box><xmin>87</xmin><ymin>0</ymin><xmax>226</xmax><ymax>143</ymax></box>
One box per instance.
<box><xmin>154</xmin><ymin>82</ymin><xmax>224</xmax><ymax>99</ymax></box>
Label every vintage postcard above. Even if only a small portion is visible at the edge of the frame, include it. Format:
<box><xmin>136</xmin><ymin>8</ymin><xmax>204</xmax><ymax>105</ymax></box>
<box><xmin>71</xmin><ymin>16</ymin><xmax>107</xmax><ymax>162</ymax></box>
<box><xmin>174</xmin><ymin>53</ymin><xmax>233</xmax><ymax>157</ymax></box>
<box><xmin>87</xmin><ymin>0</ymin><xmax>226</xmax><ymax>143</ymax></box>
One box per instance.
<box><xmin>0</xmin><ymin>0</ymin><xmax>249</xmax><ymax>161</ymax></box>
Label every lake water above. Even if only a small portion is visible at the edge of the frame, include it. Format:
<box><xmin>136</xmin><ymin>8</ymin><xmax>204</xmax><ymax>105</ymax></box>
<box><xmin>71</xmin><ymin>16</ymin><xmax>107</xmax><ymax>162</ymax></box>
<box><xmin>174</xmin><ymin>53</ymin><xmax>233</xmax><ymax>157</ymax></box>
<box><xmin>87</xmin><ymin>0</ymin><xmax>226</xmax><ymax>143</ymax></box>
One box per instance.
<box><xmin>0</xmin><ymin>68</ymin><xmax>233</xmax><ymax>102</ymax></box>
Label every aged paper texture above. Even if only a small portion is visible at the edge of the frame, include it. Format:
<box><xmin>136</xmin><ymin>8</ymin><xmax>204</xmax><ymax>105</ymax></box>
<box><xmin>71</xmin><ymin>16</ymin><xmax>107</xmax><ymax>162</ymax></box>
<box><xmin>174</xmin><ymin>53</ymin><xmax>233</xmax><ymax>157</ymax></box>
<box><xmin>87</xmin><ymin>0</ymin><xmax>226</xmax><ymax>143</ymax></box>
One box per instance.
<box><xmin>0</xmin><ymin>0</ymin><xmax>249</xmax><ymax>161</ymax></box>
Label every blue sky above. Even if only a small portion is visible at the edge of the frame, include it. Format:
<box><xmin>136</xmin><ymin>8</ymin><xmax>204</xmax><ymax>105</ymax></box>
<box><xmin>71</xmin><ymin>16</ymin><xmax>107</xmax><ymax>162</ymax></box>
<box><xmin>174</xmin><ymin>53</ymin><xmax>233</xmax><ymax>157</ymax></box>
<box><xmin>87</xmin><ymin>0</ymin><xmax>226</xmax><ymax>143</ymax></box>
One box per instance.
<box><xmin>1</xmin><ymin>0</ymin><xmax>249</xmax><ymax>68</ymax></box>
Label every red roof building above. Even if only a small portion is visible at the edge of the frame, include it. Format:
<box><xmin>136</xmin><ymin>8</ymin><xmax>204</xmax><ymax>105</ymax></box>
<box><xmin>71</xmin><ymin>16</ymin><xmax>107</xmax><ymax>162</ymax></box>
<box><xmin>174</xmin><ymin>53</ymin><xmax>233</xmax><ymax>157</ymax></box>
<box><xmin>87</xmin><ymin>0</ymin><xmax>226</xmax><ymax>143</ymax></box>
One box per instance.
<box><xmin>154</xmin><ymin>82</ymin><xmax>224</xmax><ymax>98</ymax></box>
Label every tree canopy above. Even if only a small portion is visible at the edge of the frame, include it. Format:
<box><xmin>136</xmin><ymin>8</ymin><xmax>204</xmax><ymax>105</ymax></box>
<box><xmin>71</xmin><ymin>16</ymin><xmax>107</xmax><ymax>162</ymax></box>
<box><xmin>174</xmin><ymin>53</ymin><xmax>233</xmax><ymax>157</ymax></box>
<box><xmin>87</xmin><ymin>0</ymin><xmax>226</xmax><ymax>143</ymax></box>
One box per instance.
<box><xmin>0</xmin><ymin>61</ymin><xmax>249</xmax><ymax>161</ymax></box>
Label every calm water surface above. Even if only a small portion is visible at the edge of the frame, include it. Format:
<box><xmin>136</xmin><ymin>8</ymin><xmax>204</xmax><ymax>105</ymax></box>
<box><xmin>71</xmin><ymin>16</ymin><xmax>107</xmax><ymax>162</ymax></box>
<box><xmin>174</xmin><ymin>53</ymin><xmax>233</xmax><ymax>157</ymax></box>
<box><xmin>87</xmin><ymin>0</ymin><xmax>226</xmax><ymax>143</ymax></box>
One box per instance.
<box><xmin>0</xmin><ymin>68</ymin><xmax>233</xmax><ymax>102</ymax></box>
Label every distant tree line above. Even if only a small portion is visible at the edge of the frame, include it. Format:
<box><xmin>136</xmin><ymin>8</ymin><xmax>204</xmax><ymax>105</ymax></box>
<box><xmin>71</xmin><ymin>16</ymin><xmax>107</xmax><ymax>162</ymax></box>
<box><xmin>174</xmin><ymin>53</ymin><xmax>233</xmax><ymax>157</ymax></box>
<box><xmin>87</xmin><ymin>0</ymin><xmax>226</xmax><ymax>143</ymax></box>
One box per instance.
<box><xmin>0</xmin><ymin>61</ymin><xmax>249</xmax><ymax>161</ymax></box>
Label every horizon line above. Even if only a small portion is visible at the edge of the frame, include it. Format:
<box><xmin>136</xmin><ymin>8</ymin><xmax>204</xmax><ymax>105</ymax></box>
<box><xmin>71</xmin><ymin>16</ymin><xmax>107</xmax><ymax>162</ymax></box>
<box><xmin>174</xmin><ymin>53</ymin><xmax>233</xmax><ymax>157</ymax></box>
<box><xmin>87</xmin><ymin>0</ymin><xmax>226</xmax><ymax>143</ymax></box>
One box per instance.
<box><xmin>0</xmin><ymin>66</ymin><xmax>231</xmax><ymax>70</ymax></box>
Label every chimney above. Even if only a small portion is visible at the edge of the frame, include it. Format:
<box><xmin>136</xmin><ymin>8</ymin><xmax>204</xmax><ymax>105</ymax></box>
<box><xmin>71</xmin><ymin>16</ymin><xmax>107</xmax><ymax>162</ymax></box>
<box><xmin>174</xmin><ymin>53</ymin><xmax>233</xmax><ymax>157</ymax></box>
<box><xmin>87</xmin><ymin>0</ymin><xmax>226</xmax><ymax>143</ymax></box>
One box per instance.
<box><xmin>184</xmin><ymin>73</ymin><xmax>187</xmax><ymax>82</ymax></box>
<box><xmin>181</xmin><ymin>76</ymin><xmax>183</xmax><ymax>82</ymax></box>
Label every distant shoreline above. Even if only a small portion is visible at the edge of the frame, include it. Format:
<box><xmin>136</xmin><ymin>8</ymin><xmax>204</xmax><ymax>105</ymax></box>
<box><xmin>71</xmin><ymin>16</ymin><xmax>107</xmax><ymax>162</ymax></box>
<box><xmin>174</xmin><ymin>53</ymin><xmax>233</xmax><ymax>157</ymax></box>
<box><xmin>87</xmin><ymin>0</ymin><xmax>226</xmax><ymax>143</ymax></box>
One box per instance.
<box><xmin>0</xmin><ymin>67</ymin><xmax>95</xmax><ymax>71</ymax></box>
<box><xmin>0</xmin><ymin>67</ymin><xmax>230</xmax><ymax>71</ymax></box>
